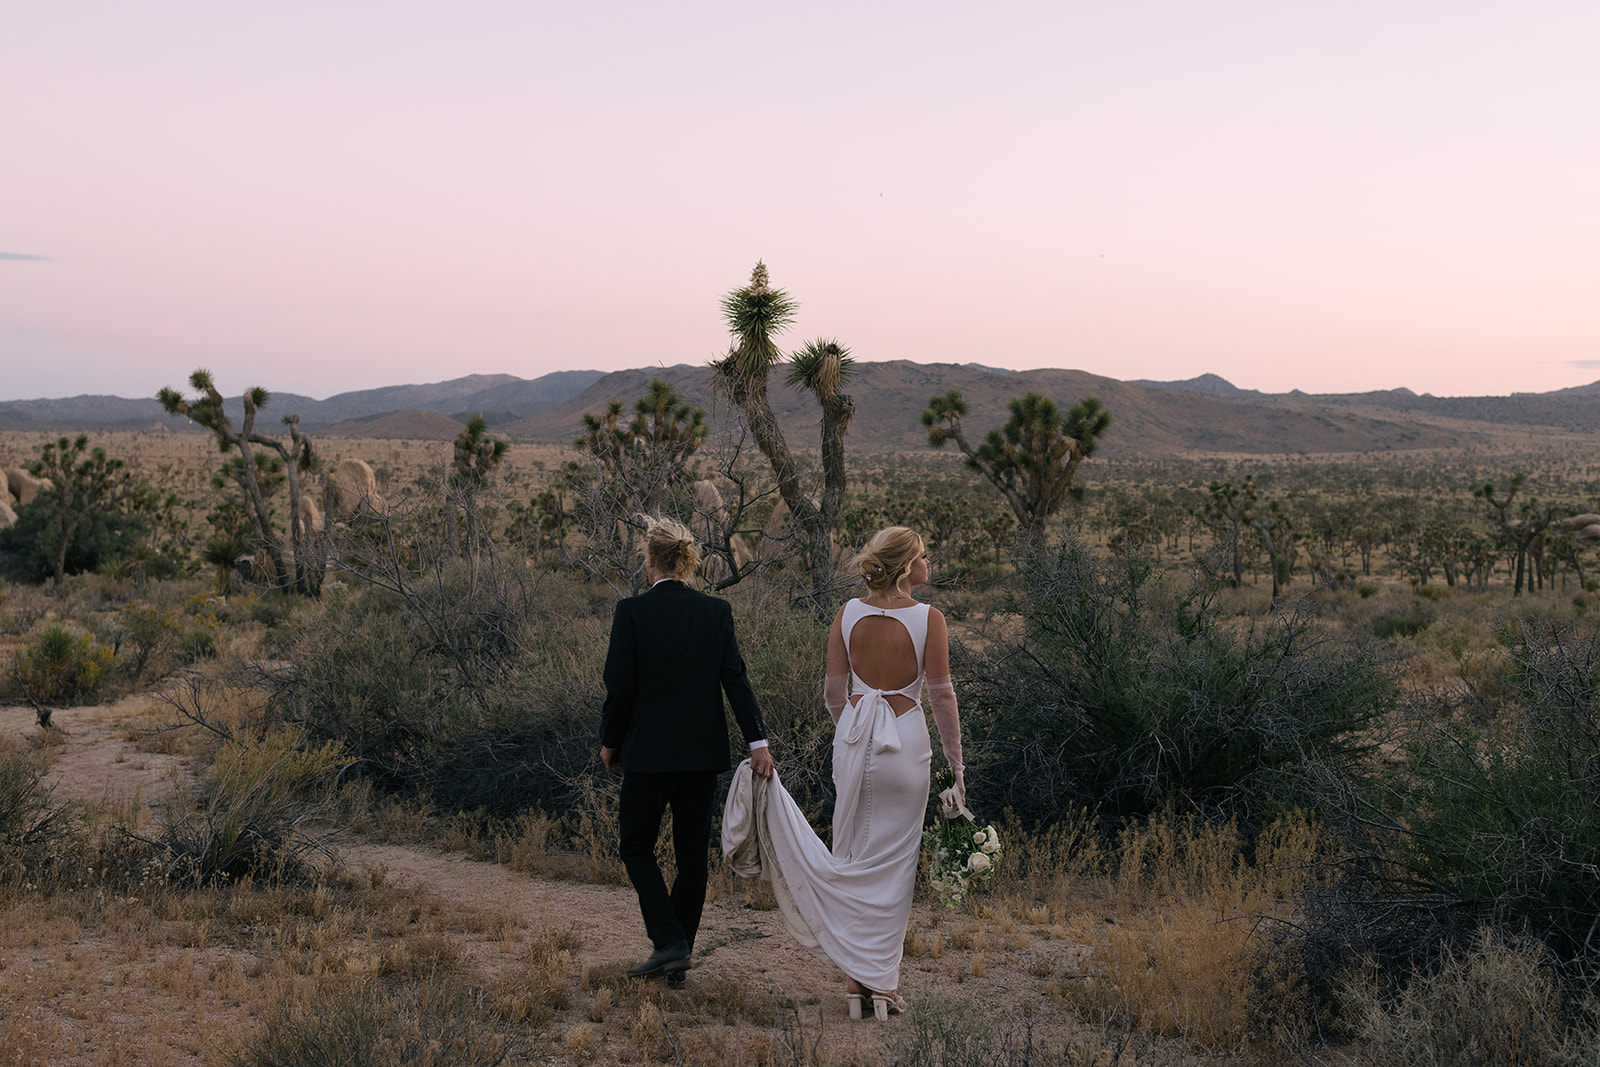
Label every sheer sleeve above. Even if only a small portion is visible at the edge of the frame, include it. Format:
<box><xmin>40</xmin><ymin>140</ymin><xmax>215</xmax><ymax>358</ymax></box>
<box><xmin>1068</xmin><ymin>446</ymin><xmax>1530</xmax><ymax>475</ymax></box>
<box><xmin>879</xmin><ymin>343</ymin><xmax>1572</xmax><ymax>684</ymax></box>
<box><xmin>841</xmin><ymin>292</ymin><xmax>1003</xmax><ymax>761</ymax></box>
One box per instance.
<box><xmin>925</xmin><ymin>675</ymin><xmax>965</xmax><ymax>804</ymax></box>
<box><xmin>824</xmin><ymin>672</ymin><xmax>849</xmax><ymax>725</ymax></box>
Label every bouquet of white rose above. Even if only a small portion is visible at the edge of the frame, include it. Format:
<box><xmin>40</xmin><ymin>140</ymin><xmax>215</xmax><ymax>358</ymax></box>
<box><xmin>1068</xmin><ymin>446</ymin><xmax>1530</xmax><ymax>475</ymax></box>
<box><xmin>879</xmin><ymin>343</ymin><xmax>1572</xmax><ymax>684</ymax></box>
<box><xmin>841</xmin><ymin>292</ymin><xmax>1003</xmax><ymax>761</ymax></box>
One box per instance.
<box><xmin>924</xmin><ymin>770</ymin><xmax>1002</xmax><ymax>908</ymax></box>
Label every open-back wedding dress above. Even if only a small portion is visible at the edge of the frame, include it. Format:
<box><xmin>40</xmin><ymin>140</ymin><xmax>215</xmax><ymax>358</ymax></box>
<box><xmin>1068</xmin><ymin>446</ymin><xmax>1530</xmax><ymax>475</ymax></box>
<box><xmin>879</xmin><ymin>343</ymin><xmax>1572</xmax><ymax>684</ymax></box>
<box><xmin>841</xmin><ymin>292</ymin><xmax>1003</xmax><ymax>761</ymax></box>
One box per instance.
<box><xmin>723</xmin><ymin>599</ymin><xmax>935</xmax><ymax>994</ymax></box>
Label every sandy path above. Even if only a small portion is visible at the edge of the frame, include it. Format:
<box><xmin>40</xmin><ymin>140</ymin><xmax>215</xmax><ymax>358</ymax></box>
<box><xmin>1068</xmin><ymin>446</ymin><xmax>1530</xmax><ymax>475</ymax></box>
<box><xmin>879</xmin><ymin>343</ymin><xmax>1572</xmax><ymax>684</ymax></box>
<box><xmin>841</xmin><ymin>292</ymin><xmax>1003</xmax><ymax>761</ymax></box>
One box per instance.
<box><xmin>1</xmin><ymin>696</ymin><xmax>199</xmax><ymax>816</ymax></box>
<box><xmin>3</xmin><ymin>699</ymin><xmax>1096</xmax><ymax>1063</ymax></box>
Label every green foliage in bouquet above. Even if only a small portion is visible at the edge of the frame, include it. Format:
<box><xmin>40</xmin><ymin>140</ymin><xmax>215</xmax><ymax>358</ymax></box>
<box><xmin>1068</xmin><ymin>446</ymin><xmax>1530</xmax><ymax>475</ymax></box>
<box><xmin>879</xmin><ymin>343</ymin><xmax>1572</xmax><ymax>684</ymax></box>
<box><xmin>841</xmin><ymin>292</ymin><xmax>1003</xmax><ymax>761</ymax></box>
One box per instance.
<box><xmin>924</xmin><ymin>771</ymin><xmax>1002</xmax><ymax>908</ymax></box>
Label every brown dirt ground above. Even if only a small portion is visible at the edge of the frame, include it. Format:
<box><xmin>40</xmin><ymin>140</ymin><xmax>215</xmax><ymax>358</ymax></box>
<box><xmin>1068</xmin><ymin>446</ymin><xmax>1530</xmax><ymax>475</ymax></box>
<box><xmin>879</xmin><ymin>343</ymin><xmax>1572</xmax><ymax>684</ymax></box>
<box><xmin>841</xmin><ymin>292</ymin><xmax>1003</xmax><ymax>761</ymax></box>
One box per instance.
<box><xmin>0</xmin><ymin>699</ymin><xmax>1121</xmax><ymax>1065</ymax></box>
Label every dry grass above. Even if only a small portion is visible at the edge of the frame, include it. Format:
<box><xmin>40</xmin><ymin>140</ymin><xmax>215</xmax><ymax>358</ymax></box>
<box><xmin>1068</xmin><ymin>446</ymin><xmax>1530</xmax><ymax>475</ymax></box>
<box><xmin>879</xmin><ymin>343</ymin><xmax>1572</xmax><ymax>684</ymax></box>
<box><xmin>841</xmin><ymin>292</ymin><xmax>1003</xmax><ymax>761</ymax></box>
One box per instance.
<box><xmin>1041</xmin><ymin>811</ymin><xmax>1326</xmax><ymax>1052</ymax></box>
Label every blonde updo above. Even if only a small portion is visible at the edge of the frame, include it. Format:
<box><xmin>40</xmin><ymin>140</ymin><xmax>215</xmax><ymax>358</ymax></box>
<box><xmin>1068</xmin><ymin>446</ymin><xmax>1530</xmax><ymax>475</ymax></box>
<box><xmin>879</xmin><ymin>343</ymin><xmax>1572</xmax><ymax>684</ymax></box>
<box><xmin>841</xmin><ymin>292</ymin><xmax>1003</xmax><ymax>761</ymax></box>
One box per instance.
<box><xmin>851</xmin><ymin>526</ymin><xmax>925</xmax><ymax>595</ymax></box>
<box><xmin>643</xmin><ymin>515</ymin><xmax>700</xmax><ymax>581</ymax></box>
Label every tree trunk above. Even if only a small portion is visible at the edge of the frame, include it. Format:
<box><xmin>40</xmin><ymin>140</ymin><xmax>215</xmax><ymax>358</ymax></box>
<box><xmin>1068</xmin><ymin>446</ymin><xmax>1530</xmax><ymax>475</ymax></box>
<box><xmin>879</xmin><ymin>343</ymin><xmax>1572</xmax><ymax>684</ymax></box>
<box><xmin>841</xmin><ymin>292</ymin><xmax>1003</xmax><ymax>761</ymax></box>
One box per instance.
<box><xmin>444</xmin><ymin>491</ymin><xmax>460</xmax><ymax>558</ymax></box>
<box><xmin>723</xmin><ymin>370</ymin><xmax>832</xmax><ymax>608</ymax></box>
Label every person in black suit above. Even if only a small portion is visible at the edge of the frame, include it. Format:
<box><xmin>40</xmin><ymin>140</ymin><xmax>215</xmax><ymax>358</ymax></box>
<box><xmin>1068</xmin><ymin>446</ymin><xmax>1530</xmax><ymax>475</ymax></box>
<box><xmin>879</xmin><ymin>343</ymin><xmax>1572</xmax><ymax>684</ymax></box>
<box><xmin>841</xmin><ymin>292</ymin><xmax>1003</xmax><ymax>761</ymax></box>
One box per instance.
<box><xmin>600</xmin><ymin>516</ymin><xmax>775</xmax><ymax>981</ymax></box>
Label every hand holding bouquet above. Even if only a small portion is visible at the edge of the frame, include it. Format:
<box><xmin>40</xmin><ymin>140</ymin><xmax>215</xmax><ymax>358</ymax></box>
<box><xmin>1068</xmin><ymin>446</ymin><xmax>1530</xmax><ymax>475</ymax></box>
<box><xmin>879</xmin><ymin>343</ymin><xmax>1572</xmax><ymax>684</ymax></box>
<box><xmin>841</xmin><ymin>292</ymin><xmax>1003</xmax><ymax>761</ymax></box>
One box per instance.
<box><xmin>924</xmin><ymin>770</ymin><xmax>1002</xmax><ymax>908</ymax></box>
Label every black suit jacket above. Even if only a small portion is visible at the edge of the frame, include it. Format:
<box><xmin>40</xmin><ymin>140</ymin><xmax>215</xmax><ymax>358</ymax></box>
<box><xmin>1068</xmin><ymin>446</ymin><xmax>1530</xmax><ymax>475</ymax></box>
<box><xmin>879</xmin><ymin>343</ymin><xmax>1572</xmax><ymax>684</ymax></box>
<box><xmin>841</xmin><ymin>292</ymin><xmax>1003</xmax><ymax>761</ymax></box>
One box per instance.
<box><xmin>600</xmin><ymin>581</ymin><xmax>766</xmax><ymax>773</ymax></box>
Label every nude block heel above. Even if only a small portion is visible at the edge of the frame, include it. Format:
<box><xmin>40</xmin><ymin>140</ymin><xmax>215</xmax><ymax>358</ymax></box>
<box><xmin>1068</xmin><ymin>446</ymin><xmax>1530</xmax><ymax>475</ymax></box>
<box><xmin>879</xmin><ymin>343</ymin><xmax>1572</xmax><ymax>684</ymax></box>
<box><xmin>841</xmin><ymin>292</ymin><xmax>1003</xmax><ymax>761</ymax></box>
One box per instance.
<box><xmin>872</xmin><ymin>992</ymin><xmax>908</xmax><ymax>1020</ymax></box>
<box><xmin>846</xmin><ymin>993</ymin><xmax>864</xmax><ymax>1020</ymax></box>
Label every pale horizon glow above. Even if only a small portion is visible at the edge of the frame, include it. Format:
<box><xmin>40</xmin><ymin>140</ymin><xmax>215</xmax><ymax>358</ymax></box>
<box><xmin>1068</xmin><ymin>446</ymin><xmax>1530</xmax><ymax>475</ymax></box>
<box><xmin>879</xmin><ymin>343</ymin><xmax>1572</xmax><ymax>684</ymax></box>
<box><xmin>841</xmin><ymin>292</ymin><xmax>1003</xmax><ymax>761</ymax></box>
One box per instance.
<box><xmin>3</xmin><ymin>2</ymin><xmax>1597</xmax><ymax>402</ymax></box>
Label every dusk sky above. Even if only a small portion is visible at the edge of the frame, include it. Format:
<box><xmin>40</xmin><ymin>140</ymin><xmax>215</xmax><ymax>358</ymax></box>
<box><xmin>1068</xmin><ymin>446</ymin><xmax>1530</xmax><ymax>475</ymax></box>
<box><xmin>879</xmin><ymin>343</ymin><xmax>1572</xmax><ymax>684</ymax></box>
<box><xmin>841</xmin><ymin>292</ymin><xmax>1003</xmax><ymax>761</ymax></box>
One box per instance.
<box><xmin>3</xmin><ymin>2</ymin><xmax>1596</xmax><ymax>402</ymax></box>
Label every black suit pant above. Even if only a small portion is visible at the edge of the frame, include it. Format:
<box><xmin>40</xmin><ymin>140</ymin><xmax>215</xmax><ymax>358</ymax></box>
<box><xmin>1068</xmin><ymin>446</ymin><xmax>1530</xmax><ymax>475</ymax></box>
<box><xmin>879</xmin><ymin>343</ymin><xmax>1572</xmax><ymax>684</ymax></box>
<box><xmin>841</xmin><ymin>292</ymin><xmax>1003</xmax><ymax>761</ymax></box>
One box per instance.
<box><xmin>618</xmin><ymin>769</ymin><xmax>718</xmax><ymax>951</ymax></box>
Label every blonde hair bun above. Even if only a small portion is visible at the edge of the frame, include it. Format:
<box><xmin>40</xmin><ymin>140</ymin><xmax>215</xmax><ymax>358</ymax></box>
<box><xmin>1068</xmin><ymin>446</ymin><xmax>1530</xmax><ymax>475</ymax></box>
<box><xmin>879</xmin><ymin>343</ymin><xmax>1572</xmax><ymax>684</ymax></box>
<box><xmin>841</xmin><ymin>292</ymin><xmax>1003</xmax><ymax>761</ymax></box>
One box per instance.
<box><xmin>850</xmin><ymin>526</ymin><xmax>924</xmax><ymax>595</ymax></box>
<box><xmin>642</xmin><ymin>515</ymin><xmax>700</xmax><ymax>581</ymax></box>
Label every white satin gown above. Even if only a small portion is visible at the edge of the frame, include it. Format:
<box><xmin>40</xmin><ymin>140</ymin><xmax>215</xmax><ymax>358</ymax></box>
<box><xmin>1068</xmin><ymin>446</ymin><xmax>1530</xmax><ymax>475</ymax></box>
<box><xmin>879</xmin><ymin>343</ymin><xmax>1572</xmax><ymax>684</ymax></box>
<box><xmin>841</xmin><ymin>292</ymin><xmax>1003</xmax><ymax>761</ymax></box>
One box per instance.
<box><xmin>723</xmin><ymin>600</ymin><xmax>933</xmax><ymax>992</ymax></box>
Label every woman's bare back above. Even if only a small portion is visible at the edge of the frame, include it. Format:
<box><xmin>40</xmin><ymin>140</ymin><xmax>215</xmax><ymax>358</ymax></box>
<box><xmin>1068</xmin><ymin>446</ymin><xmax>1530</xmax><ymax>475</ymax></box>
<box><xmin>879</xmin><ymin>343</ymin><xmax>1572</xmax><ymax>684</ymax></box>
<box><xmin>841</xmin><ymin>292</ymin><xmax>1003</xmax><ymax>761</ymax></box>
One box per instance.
<box><xmin>846</xmin><ymin>615</ymin><xmax>920</xmax><ymax>715</ymax></box>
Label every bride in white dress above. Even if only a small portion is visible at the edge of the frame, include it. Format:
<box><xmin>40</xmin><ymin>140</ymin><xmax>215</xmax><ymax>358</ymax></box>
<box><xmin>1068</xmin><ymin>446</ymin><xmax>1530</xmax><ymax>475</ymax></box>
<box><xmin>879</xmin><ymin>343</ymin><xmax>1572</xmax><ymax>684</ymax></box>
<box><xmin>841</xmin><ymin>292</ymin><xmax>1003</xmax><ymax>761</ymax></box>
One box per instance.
<box><xmin>723</xmin><ymin>527</ymin><xmax>966</xmax><ymax>1020</ymax></box>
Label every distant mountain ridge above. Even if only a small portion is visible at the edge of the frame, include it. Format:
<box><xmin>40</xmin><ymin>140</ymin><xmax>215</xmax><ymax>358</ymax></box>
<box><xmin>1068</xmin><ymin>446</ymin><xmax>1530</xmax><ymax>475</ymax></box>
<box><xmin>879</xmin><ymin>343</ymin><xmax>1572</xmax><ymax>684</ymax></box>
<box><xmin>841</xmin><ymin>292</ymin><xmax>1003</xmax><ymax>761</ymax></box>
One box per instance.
<box><xmin>1126</xmin><ymin>373</ymin><xmax>1261</xmax><ymax>397</ymax></box>
<box><xmin>3</xmin><ymin>367</ymin><xmax>1599</xmax><ymax>457</ymax></box>
<box><xmin>0</xmin><ymin>369</ymin><xmax>606</xmax><ymax>434</ymax></box>
<box><xmin>505</xmin><ymin>362</ymin><xmax>1462</xmax><ymax>456</ymax></box>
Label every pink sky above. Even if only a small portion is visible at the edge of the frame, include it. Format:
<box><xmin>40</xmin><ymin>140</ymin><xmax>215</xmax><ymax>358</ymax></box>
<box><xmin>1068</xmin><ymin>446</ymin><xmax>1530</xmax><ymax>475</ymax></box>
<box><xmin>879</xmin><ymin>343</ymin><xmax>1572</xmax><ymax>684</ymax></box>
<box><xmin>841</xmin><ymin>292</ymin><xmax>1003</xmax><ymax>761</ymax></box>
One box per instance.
<box><xmin>3</xmin><ymin>2</ymin><xmax>1597</xmax><ymax>401</ymax></box>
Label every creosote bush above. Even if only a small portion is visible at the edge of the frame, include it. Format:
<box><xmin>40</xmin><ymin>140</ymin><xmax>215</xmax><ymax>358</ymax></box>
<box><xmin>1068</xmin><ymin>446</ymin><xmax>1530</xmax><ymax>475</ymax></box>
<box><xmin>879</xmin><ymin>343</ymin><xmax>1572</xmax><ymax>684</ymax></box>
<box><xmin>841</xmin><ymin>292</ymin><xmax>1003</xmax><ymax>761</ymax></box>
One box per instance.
<box><xmin>960</xmin><ymin>540</ymin><xmax>1397</xmax><ymax>833</ymax></box>
<box><xmin>266</xmin><ymin>556</ymin><xmax>610</xmax><ymax>817</ymax></box>
<box><xmin>1305</xmin><ymin>615</ymin><xmax>1600</xmax><ymax>1002</ymax></box>
<box><xmin>267</xmin><ymin>546</ymin><xmax>837</xmax><ymax>822</ymax></box>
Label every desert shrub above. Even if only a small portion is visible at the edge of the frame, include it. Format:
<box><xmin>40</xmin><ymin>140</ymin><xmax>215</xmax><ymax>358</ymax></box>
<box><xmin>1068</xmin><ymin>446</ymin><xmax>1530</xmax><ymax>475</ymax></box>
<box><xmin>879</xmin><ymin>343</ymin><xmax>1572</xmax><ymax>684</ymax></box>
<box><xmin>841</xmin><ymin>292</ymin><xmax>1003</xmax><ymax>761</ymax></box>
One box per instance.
<box><xmin>960</xmin><ymin>540</ymin><xmax>1396</xmax><ymax>833</ymax></box>
<box><xmin>0</xmin><ymin>491</ymin><xmax>151</xmax><ymax>583</ymax></box>
<box><xmin>0</xmin><ymin>738</ymin><xmax>75</xmax><ymax>882</ymax></box>
<box><xmin>267</xmin><ymin>556</ymin><xmax>612</xmax><ymax>816</ymax></box>
<box><xmin>1301</xmin><ymin>616</ymin><xmax>1600</xmax><ymax>1020</ymax></box>
<box><xmin>152</xmin><ymin>726</ymin><xmax>350</xmax><ymax>884</ymax></box>
<box><xmin>1373</xmin><ymin>603</ymin><xmax>1434</xmax><ymax>639</ymax></box>
<box><xmin>235</xmin><ymin>979</ymin><xmax>514</xmax><ymax>1066</ymax></box>
<box><xmin>1334</xmin><ymin>929</ymin><xmax>1598</xmax><ymax>1066</ymax></box>
<box><xmin>728</xmin><ymin>590</ymin><xmax>833</xmax><ymax>817</ymax></box>
<box><xmin>174</xmin><ymin>624</ymin><xmax>218</xmax><ymax>662</ymax></box>
<box><xmin>244</xmin><ymin>589</ymin><xmax>299</xmax><ymax>627</ymax></box>
<box><xmin>888</xmin><ymin>993</ymin><xmax>996</xmax><ymax>1066</ymax></box>
<box><xmin>9</xmin><ymin>624</ymin><xmax>119</xmax><ymax>705</ymax></box>
<box><xmin>268</xmin><ymin>546</ymin><xmax>832</xmax><ymax>821</ymax></box>
<box><xmin>1404</xmin><ymin>621</ymin><xmax>1600</xmax><ymax>962</ymax></box>
<box><xmin>116</xmin><ymin>603</ymin><xmax>178</xmax><ymax>679</ymax></box>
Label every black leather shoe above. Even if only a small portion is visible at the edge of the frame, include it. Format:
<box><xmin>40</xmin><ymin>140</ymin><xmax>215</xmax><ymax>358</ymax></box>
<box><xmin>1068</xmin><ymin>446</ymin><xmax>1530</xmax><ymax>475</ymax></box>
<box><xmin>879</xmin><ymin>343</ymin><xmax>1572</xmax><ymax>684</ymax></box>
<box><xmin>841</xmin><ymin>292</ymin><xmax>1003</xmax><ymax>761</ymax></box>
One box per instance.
<box><xmin>627</xmin><ymin>940</ymin><xmax>690</xmax><ymax>979</ymax></box>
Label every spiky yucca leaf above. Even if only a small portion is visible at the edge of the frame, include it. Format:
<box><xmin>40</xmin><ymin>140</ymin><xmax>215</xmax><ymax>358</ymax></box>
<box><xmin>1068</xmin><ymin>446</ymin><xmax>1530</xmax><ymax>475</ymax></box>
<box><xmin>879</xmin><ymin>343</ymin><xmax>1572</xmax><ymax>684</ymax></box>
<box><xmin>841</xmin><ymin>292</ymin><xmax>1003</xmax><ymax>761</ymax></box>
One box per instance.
<box><xmin>786</xmin><ymin>339</ymin><xmax>854</xmax><ymax>399</ymax></box>
<box><xmin>719</xmin><ymin>261</ymin><xmax>798</xmax><ymax>378</ymax></box>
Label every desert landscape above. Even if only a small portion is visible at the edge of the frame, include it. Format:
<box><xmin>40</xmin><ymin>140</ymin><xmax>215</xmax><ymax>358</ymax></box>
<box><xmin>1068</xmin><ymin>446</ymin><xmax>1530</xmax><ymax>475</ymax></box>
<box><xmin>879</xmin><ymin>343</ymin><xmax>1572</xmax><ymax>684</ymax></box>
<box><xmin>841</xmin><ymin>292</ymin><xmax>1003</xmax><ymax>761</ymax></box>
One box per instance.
<box><xmin>2</xmin><ymin>355</ymin><xmax>1599</xmax><ymax>1066</ymax></box>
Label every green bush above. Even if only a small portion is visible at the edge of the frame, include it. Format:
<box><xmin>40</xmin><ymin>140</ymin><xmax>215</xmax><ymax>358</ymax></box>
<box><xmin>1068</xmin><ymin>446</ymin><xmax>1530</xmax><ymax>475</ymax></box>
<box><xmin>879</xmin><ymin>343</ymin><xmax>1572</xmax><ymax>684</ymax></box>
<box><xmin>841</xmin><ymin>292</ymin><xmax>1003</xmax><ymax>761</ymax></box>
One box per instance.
<box><xmin>268</xmin><ymin>560</ymin><xmax>607</xmax><ymax>816</ymax></box>
<box><xmin>10</xmin><ymin>625</ymin><xmax>119</xmax><ymax>705</ymax></box>
<box><xmin>1402</xmin><ymin>621</ymin><xmax>1600</xmax><ymax>963</ymax></box>
<box><xmin>1373</xmin><ymin>604</ymin><xmax>1434</xmax><ymax>639</ymax></box>
<box><xmin>1303</xmin><ymin>617</ymin><xmax>1600</xmax><ymax>1013</ymax></box>
<box><xmin>117</xmin><ymin>603</ymin><xmax>178</xmax><ymax>680</ymax></box>
<box><xmin>730</xmin><ymin>591</ymin><xmax>832</xmax><ymax>816</ymax></box>
<box><xmin>959</xmin><ymin>540</ymin><xmax>1396</xmax><ymax>833</ymax></box>
<box><xmin>0</xmin><ymin>491</ymin><xmax>151</xmax><ymax>584</ymax></box>
<box><xmin>266</xmin><ymin>555</ymin><xmax>836</xmax><ymax>823</ymax></box>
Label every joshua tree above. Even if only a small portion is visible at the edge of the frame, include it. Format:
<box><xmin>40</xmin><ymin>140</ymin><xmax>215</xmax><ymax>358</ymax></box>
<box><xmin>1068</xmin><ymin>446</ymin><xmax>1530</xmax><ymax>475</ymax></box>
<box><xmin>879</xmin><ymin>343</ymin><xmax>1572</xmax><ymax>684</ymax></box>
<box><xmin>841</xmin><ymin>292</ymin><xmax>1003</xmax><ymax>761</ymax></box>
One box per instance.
<box><xmin>1207</xmin><ymin>475</ymin><xmax>1293</xmax><ymax>598</ymax></box>
<box><xmin>710</xmin><ymin>262</ymin><xmax>855</xmax><ymax>609</ymax></box>
<box><xmin>922</xmin><ymin>389</ymin><xmax>1111</xmax><ymax>551</ymax></box>
<box><xmin>27</xmin><ymin>434</ymin><xmax>143</xmax><ymax>589</ymax></box>
<box><xmin>570</xmin><ymin>379</ymin><xmax>707</xmax><ymax>587</ymax></box>
<box><xmin>157</xmin><ymin>370</ymin><xmax>323</xmax><ymax>596</ymax></box>
<box><xmin>447</xmin><ymin>415</ymin><xmax>510</xmax><ymax>557</ymax></box>
<box><xmin>577</xmin><ymin>379</ymin><xmax>705</xmax><ymax>510</ymax></box>
<box><xmin>1476</xmin><ymin>474</ymin><xmax>1564</xmax><ymax>596</ymax></box>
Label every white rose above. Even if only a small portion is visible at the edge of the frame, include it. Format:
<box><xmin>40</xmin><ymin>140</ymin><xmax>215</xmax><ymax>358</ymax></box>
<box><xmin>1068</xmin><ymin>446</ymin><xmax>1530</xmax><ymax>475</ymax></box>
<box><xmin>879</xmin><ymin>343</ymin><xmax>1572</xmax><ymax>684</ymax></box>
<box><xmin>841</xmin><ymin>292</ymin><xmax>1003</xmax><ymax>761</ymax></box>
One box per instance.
<box><xmin>968</xmin><ymin>852</ymin><xmax>991</xmax><ymax>874</ymax></box>
<box><xmin>985</xmin><ymin>826</ymin><xmax>999</xmax><ymax>846</ymax></box>
<box><xmin>981</xmin><ymin>839</ymin><xmax>1000</xmax><ymax>854</ymax></box>
<box><xmin>973</xmin><ymin>830</ymin><xmax>986</xmax><ymax>845</ymax></box>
